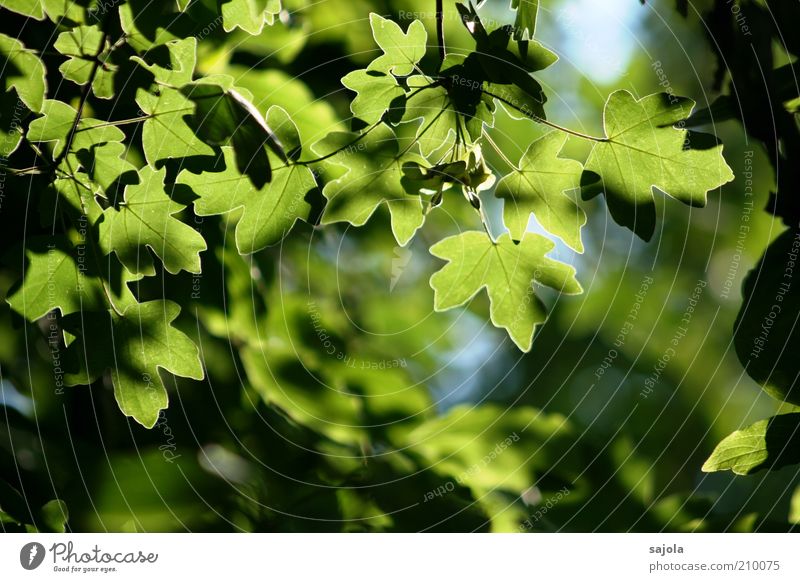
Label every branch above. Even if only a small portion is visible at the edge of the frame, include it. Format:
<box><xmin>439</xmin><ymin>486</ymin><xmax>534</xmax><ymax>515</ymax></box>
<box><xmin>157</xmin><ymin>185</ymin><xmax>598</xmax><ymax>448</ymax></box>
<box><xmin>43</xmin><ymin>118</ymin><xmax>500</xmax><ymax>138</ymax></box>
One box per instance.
<box><xmin>436</xmin><ymin>0</ymin><xmax>446</xmax><ymax>65</ymax></box>
<box><xmin>52</xmin><ymin>31</ymin><xmax>109</xmax><ymax>169</ymax></box>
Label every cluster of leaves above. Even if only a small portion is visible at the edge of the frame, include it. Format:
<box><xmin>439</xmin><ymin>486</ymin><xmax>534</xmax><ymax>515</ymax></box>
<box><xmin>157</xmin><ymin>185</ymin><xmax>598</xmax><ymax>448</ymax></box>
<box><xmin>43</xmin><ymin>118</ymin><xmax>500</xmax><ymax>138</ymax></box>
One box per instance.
<box><xmin>0</xmin><ymin>0</ymin><xmax>763</xmax><ymax>532</ymax></box>
<box><xmin>0</xmin><ymin>0</ymin><xmax>734</xmax><ymax>427</ymax></box>
<box><xmin>690</xmin><ymin>0</ymin><xmax>800</xmax><ymax>479</ymax></box>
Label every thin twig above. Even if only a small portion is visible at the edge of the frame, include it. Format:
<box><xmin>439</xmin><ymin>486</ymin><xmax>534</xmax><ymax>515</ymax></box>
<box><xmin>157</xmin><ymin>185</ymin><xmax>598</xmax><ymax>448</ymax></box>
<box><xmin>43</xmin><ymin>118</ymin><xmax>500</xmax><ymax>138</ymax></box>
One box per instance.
<box><xmin>436</xmin><ymin>0</ymin><xmax>446</xmax><ymax>65</ymax></box>
<box><xmin>52</xmin><ymin>31</ymin><xmax>110</xmax><ymax>169</ymax></box>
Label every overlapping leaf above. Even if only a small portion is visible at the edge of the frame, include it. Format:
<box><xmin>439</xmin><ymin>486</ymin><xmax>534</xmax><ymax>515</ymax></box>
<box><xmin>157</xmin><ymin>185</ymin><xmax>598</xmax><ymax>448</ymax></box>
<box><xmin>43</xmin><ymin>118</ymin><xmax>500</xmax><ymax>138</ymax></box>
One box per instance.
<box><xmin>0</xmin><ymin>33</ymin><xmax>45</xmax><ymax>154</ymax></box>
<box><xmin>315</xmin><ymin>123</ymin><xmax>426</xmax><ymax>246</ymax></box>
<box><xmin>178</xmin><ymin>108</ymin><xmax>314</xmax><ymax>253</ymax></box>
<box><xmin>130</xmin><ymin>37</ymin><xmax>196</xmax><ymax>87</ymax></box>
<box><xmin>27</xmin><ymin>99</ymin><xmax>127</xmax><ymax>168</ymax></box>
<box><xmin>584</xmin><ymin>90</ymin><xmax>734</xmax><ymax>240</ymax></box>
<box><xmin>136</xmin><ymin>87</ymin><xmax>214</xmax><ymax>165</ymax></box>
<box><xmin>100</xmin><ymin>166</ymin><xmax>207</xmax><ymax>275</ymax></box>
<box><xmin>341</xmin><ymin>70</ymin><xmax>404</xmax><ymax>125</ymax></box>
<box><xmin>6</xmin><ymin>236</ymin><xmax>137</xmax><ymax>321</ymax></box>
<box><xmin>54</xmin><ymin>24</ymin><xmax>116</xmax><ymax>99</ymax></box>
<box><xmin>496</xmin><ymin>132</ymin><xmax>585</xmax><ymax>251</ymax></box>
<box><xmin>182</xmin><ymin>79</ymin><xmax>285</xmax><ymax>187</ymax></box>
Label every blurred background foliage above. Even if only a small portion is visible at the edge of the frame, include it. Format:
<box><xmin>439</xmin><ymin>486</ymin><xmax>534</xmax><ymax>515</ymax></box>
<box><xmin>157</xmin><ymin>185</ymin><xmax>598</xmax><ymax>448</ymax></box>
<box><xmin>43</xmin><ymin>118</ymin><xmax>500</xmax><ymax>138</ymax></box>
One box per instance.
<box><xmin>1</xmin><ymin>0</ymin><xmax>799</xmax><ymax>532</ymax></box>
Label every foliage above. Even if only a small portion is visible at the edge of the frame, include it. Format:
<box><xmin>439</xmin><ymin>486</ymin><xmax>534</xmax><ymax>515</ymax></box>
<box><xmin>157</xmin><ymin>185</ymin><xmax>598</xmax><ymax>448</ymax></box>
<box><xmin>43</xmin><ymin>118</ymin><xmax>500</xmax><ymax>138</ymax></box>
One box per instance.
<box><xmin>0</xmin><ymin>0</ymin><xmax>796</xmax><ymax>533</ymax></box>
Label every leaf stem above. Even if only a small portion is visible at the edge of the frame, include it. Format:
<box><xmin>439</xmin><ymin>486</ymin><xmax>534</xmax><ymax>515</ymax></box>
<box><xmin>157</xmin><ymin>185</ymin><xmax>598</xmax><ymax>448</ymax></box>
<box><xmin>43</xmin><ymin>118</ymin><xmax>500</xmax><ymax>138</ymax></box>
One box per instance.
<box><xmin>74</xmin><ymin>115</ymin><xmax>153</xmax><ymax>131</ymax></box>
<box><xmin>293</xmin><ymin>120</ymin><xmax>383</xmax><ymax>166</ymax></box>
<box><xmin>478</xmin><ymin>202</ymin><xmax>494</xmax><ymax>242</ymax></box>
<box><xmin>481</xmin><ymin>128</ymin><xmax>516</xmax><ymax>170</ymax></box>
<box><xmin>481</xmin><ymin>88</ymin><xmax>607</xmax><ymax>142</ymax></box>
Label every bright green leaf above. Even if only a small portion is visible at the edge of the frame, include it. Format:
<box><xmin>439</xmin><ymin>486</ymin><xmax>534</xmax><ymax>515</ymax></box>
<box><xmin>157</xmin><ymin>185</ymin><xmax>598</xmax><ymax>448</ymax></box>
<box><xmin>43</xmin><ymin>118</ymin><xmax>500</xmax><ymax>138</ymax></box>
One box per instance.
<box><xmin>403</xmin><ymin>77</ymin><xmax>460</xmax><ymax>161</ymax></box>
<box><xmin>341</xmin><ymin>69</ymin><xmax>404</xmax><ymax>125</ymax></box>
<box><xmin>0</xmin><ymin>0</ymin><xmax>44</xmax><ymax>19</ymax></box>
<box><xmin>27</xmin><ymin>99</ymin><xmax>125</xmax><ymax>160</ymax></box>
<box><xmin>54</xmin><ymin>25</ymin><xmax>116</xmax><ymax>99</ymax></box>
<box><xmin>100</xmin><ymin>166</ymin><xmax>207</xmax><ymax>275</ymax></box>
<box><xmin>585</xmin><ymin>90</ymin><xmax>734</xmax><ymax>240</ymax></box>
<box><xmin>6</xmin><ymin>236</ymin><xmax>137</xmax><ymax>321</ymax></box>
<box><xmin>130</xmin><ymin>37</ymin><xmax>196</xmax><ymax>87</ymax></box>
<box><xmin>429</xmin><ymin>231</ymin><xmax>582</xmax><ymax>351</ymax></box>
<box><xmin>367</xmin><ymin>13</ymin><xmax>427</xmax><ymax>76</ymax></box>
<box><xmin>39</xmin><ymin>500</ymin><xmax>69</xmax><ymax>533</ymax></box>
<box><xmin>0</xmin><ymin>32</ymin><xmax>46</xmax><ymax>113</ymax></box>
<box><xmin>178</xmin><ymin>113</ymin><xmax>315</xmax><ymax>253</ymax></box>
<box><xmin>136</xmin><ymin>87</ymin><xmax>214</xmax><ymax>166</ymax></box>
<box><xmin>0</xmin><ymin>91</ymin><xmax>26</xmax><ymax>156</ymax></box>
<box><xmin>702</xmin><ymin>414</ymin><xmax>800</xmax><ymax>475</ymax></box>
<box><xmin>316</xmin><ymin>124</ymin><xmax>426</xmax><ymax>246</ymax></box>
<box><xmin>495</xmin><ymin>132</ymin><xmax>586</xmax><ymax>251</ymax></box>
<box><xmin>78</xmin><ymin>141</ymin><xmax>139</xmax><ymax>195</ymax></box>
<box><xmin>511</xmin><ymin>0</ymin><xmax>539</xmax><ymax>41</ymax></box>
<box><xmin>221</xmin><ymin>0</ymin><xmax>281</xmax><ymax>35</ymax></box>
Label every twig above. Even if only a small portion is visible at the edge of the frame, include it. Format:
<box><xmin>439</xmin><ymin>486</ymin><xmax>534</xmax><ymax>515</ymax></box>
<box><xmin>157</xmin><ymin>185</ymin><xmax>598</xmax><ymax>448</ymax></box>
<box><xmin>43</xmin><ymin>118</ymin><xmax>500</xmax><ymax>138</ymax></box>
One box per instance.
<box><xmin>436</xmin><ymin>0</ymin><xmax>446</xmax><ymax>65</ymax></box>
<box><xmin>52</xmin><ymin>31</ymin><xmax>109</xmax><ymax>169</ymax></box>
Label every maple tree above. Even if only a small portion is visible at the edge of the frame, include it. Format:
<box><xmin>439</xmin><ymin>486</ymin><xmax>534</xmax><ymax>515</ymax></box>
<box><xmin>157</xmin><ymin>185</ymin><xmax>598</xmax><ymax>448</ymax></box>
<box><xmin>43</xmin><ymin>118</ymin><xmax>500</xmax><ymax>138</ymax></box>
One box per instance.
<box><xmin>0</xmin><ymin>0</ymin><xmax>797</xmax><ymax>533</ymax></box>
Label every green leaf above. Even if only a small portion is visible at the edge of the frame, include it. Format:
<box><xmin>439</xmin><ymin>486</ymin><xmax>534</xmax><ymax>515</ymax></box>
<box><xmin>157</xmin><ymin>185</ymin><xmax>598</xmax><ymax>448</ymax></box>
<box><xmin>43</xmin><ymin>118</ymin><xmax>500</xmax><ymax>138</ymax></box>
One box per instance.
<box><xmin>182</xmin><ymin>80</ymin><xmax>286</xmax><ymax>188</ymax></box>
<box><xmin>734</xmin><ymin>229</ymin><xmax>800</xmax><ymax>405</ymax></box>
<box><xmin>403</xmin><ymin>77</ymin><xmax>460</xmax><ymax>161</ymax></box>
<box><xmin>0</xmin><ymin>0</ymin><xmax>43</xmax><ymax>19</ymax></box>
<box><xmin>0</xmin><ymin>32</ymin><xmax>46</xmax><ymax>113</ymax></box>
<box><xmin>221</xmin><ymin>0</ymin><xmax>281</xmax><ymax>35</ymax></box>
<box><xmin>0</xmin><ymin>91</ymin><xmax>26</xmax><ymax>156</ymax></box>
<box><xmin>118</xmin><ymin>1</ymin><xmax>182</xmax><ymax>52</ymax></box>
<box><xmin>585</xmin><ymin>90</ymin><xmax>734</xmax><ymax>240</ymax></box>
<box><xmin>27</xmin><ymin>99</ymin><xmax>125</xmax><ymax>160</ymax></box>
<box><xmin>702</xmin><ymin>414</ymin><xmax>800</xmax><ymax>475</ymax></box>
<box><xmin>178</xmin><ymin>111</ymin><xmax>315</xmax><ymax>253</ymax></box>
<box><xmin>78</xmin><ymin>141</ymin><xmax>139</xmax><ymax>194</ymax></box>
<box><xmin>6</xmin><ymin>236</ymin><xmax>137</xmax><ymax>321</ymax></box>
<box><xmin>39</xmin><ymin>500</ymin><xmax>69</xmax><ymax>533</ymax></box>
<box><xmin>495</xmin><ymin>132</ymin><xmax>586</xmax><ymax>252</ymax></box>
<box><xmin>511</xmin><ymin>0</ymin><xmax>539</xmax><ymax>41</ymax></box>
<box><xmin>484</xmin><ymin>81</ymin><xmax>544</xmax><ymax>120</ymax></box>
<box><xmin>367</xmin><ymin>13</ymin><xmax>426</xmax><ymax>76</ymax></box>
<box><xmin>44</xmin><ymin>0</ymin><xmax>94</xmax><ymax>23</ymax></box>
<box><xmin>341</xmin><ymin>69</ymin><xmax>404</xmax><ymax>125</ymax></box>
<box><xmin>54</xmin><ymin>25</ymin><xmax>116</xmax><ymax>99</ymax></box>
<box><xmin>62</xmin><ymin>299</ymin><xmax>205</xmax><ymax>428</ymax></box>
<box><xmin>100</xmin><ymin>166</ymin><xmax>207</xmax><ymax>275</ymax></box>
<box><xmin>136</xmin><ymin>87</ymin><xmax>214</xmax><ymax>166</ymax></box>
<box><xmin>316</xmin><ymin>123</ymin><xmax>426</xmax><ymax>246</ymax></box>
<box><xmin>130</xmin><ymin>37</ymin><xmax>196</xmax><ymax>87</ymax></box>
<box><xmin>429</xmin><ymin>231</ymin><xmax>582</xmax><ymax>351</ymax></box>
